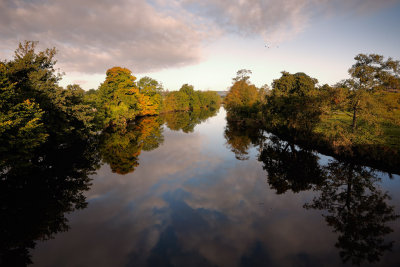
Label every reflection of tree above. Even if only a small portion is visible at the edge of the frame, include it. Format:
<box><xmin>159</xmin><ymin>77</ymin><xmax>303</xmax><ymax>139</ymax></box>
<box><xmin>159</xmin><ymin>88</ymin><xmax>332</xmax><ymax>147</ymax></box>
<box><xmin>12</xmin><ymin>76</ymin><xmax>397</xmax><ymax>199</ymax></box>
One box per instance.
<box><xmin>100</xmin><ymin>116</ymin><xmax>164</xmax><ymax>175</ymax></box>
<box><xmin>256</xmin><ymin>130</ymin><xmax>399</xmax><ymax>264</ymax></box>
<box><xmin>304</xmin><ymin>161</ymin><xmax>399</xmax><ymax>265</ymax></box>
<box><xmin>224</xmin><ymin>120</ymin><xmax>264</xmax><ymax>160</ymax></box>
<box><xmin>259</xmin><ymin>135</ymin><xmax>325</xmax><ymax>193</ymax></box>
<box><xmin>100</xmin><ymin>109</ymin><xmax>218</xmax><ymax>175</ymax></box>
<box><xmin>0</xmin><ymin>136</ymin><xmax>100</xmax><ymax>265</ymax></box>
<box><xmin>161</xmin><ymin>108</ymin><xmax>218</xmax><ymax>133</ymax></box>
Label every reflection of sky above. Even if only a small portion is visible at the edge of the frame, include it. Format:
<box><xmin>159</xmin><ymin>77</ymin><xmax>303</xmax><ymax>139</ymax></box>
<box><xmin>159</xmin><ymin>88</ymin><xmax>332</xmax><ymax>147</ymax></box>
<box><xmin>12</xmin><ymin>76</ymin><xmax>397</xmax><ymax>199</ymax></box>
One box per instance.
<box><xmin>32</xmin><ymin>110</ymin><xmax>400</xmax><ymax>267</ymax></box>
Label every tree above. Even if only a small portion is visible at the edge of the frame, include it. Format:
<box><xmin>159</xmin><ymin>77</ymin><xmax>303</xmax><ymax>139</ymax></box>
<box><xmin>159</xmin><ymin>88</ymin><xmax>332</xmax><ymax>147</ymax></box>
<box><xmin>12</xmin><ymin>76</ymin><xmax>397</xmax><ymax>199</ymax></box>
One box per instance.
<box><xmin>137</xmin><ymin>77</ymin><xmax>163</xmax><ymax>115</ymax></box>
<box><xmin>162</xmin><ymin>91</ymin><xmax>190</xmax><ymax>112</ymax></box>
<box><xmin>5</xmin><ymin>41</ymin><xmax>96</xmax><ymax>137</ymax></box>
<box><xmin>179</xmin><ymin>84</ymin><xmax>201</xmax><ymax>110</ymax></box>
<box><xmin>348</xmin><ymin>54</ymin><xmax>400</xmax><ymax>131</ymax></box>
<box><xmin>232</xmin><ymin>69</ymin><xmax>252</xmax><ymax>83</ymax></box>
<box><xmin>266</xmin><ymin>72</ymin><xmax>322</xmax><ymax>132</ymax></box>
<box><xmin>225</xmin><ymin>80</ymin><xmax>259</xmax><ymax>113</ymax></box>
<box><xmin>97</xmin><ymin>67</ymin><xmax>140</xmax><ymax>128</ymax></box>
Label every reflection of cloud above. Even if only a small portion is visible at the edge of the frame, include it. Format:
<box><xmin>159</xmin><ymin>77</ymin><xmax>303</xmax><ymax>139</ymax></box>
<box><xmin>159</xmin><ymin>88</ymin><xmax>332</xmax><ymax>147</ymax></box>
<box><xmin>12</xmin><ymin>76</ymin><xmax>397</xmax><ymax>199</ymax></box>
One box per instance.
<box><xmin>31</xmin><ymin>110</ymin><xmax>400</xmax><ymax>266</ymax></box>
<box><xmin>32</xmin><ymin>132</ymin><xmax>339</xmax><ymax>266</ymax></box>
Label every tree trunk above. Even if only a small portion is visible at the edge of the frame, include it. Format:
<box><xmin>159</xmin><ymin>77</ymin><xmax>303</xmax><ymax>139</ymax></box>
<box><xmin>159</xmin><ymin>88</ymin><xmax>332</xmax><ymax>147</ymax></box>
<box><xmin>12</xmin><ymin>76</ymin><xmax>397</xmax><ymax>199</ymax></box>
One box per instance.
<box><xmin>352</xmin><ymin>107</ymin><xmax>357</xmax><ymax>132</ymax></box>
<box><xmin>351</xmin><ymin>99</ymin><xmax>360</xmax><ymax>132</ymax></box>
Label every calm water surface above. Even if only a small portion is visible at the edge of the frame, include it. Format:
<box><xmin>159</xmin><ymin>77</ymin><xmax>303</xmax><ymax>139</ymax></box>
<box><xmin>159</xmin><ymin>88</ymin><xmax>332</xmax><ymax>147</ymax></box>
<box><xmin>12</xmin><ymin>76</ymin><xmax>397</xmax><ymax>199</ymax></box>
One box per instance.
<box><xmin>29</xmin><ymin>108</ymin><xmax>400</xmax><ymax>266</ymax></box>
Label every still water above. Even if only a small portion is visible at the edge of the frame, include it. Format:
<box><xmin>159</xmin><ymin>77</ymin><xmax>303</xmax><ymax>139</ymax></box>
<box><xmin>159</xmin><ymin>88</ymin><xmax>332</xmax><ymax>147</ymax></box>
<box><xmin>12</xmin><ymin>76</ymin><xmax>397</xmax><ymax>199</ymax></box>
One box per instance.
<box><xmin>26</xmin><ymin>108</ymin><xmax>400</xmax><ymax>266</ymax></box>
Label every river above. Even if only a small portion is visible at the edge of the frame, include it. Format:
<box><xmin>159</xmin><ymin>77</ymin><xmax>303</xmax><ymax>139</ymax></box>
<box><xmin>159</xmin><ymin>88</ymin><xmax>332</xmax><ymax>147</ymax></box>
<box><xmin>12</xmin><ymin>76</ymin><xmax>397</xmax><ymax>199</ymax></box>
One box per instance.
<box><xmin>29</xmin><ymin>108</ymin><xmax>400</xmax><ymax>266</ymax></box>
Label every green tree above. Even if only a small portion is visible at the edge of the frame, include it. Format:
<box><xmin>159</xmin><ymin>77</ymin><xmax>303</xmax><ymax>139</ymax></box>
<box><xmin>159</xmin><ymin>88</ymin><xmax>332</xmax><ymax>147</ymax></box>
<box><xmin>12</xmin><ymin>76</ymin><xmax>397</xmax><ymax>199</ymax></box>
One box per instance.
<box><xmin>1</xmin><ymin>41</ymin><xmax>96</xmax><ymax>146</ymax></box>
<box><xmin>347</xmin><ymin>54</ymin><xmax>400</xmax><ymax>131</ymax></box>
<box><xmin>179</xmin><ymin>83</ymin><xmax>201</xmax><ymax>110</ymax></box>
<box><xmin>266</xmin><ymin>72</ymin><xmax>322</xmax><ymax>132</ymax></box>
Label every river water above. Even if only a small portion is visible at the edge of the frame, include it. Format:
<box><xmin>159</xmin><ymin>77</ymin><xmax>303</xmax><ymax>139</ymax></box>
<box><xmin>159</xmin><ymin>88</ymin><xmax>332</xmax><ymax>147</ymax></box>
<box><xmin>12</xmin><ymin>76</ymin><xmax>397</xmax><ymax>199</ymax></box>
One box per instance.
<box><xmin>30</xmin><ymin>108</ymin><xmax>400</xmax><ymax>266</ymax></box>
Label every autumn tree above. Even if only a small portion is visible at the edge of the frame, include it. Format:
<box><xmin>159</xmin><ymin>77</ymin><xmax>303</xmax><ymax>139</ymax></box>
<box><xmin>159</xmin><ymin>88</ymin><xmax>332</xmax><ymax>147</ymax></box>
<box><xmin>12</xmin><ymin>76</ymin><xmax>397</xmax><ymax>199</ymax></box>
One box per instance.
<box><xmin>97</xmin><ymin>67</ymin><xmax>140</xmax><ymax>128</ymax></box>
<box><xmin>225</xmin><ymin>70</ymin><xmax>260</xmax><ymax>119</ymax></box>
<box><xmin>137</xmin><ymin>76</ymin><xmax>163</xmax><ymax>116</ymax></box>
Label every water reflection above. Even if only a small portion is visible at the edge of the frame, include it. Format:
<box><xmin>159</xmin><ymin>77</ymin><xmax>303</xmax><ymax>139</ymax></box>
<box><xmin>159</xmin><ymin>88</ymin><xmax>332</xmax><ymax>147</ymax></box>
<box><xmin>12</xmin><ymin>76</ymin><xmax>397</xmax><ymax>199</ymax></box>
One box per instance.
<box><xmin>100</xmin><ymin>116</ymin><xmax>164</xmax><ymax>174</ymax></box>
<box><xmin>100</xmin><ymin>109</ymin><xmax>218</xmax><ymax>175</ymax></box>
<box><xmin>224</xmin><ymin>121</ymin><xmax>264</xmax><ymax>160</ymax></box>
<box><xmin>259</xmin><ymin>135</ymin><xmax>325</xmax><ymax>194</ymax></box>
<box><xmin>224</xmin><ymin>119</ymin><xmax>400</xmax><ymax>265</ymax></box>
<box><xmin>6</xmin><ymin>108</ymin><xmax>400</xmax><ymax>266</ymax></box>
<box><xmin>0</xmin><ymin>135</ymin><xmax>100</xmax><ymax>265</ymax></box>
<box><xmin>253</xmin><ymin>126</ymin><xmax>400</xmax><ymax>265</ymax></box>
<box><xmin>162</xmin><ymin>108</ymin><xmax>218</xmax><ymax>133</ymax></box>
<box><xmin>304</xmin><ymin>162</ymin><xmax>399</xmax><ymax>265</ymax></box>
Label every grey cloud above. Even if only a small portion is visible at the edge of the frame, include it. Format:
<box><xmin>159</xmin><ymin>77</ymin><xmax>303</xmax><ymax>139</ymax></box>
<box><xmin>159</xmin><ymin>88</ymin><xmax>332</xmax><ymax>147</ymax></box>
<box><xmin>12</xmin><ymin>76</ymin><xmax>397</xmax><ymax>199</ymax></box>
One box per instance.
<box><xmin>179</xmin><ymin>0</ymin><xmax>398</xmax><ymax>42</ymax></box>
<box><xmin>0</xmin><ymin>0</ymin><xmax>397</xmax><ymax>75</ymax></box>
<box><xmin>0</xmin><ymin>0</ymin><xmax>203</xmax><ymax>74</ymax></box>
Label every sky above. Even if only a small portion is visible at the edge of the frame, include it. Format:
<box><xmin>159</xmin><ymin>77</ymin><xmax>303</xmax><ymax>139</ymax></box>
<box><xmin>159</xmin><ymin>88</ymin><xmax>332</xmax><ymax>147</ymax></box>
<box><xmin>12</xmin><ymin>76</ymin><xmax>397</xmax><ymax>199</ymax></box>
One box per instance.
<box><xmin>1</xmin><ymin>0</ymin><xmax>400</xmax><ymax>91</ymax></box>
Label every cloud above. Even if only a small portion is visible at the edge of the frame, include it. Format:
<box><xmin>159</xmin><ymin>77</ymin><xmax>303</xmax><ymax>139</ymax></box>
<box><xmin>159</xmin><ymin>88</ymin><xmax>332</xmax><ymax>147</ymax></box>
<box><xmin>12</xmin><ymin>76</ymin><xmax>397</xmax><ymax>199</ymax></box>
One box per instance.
<box><xmin>178</xmin><ymin>0</ymin><xmax>397</xmax><ymax>43</ymax></box>
<box><xmin>0</xmin><ymin>0</ymin><xmax>203</xmax><ymax>74</ymax></box>
<box><xmin>0</xmin><ymin>0</ymin><xmax>397</xmax><ymax>75</ymax></box>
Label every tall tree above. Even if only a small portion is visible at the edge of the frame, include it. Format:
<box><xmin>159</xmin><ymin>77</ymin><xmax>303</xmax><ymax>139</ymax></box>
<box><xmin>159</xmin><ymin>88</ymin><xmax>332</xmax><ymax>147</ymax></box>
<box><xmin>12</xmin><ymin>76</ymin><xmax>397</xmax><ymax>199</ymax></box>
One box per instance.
<box><xmin>266</xmin><ymin>72</ymin><xmax>322</xmax><ymax>132</ymax></box>
<box><xmin>97</xmin><ymin>67</ymin><xmax>140</xmax><ymax>128</ymax></box>
<box><xmin>137</xmin><ymin>76</ymin><xmax>163</xmax><ymax>115</ymax></box>
<box><xmin>348</xmin><ymin>54</ymin><xmax>400</xmax><ymax>131</ymax></box>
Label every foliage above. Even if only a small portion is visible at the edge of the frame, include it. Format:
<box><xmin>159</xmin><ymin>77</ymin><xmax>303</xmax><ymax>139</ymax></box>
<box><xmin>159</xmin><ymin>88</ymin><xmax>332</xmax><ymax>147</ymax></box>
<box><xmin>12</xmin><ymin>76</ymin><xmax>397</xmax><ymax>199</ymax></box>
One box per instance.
<box><xmin>162</xmin><ymin>90</ymin><xmax>190</xmax><ymax>112</ymax></box>
<box><xmin>265</xmin><ymin>71</ymin><xmax>322</xmax><ymax>132</ymax></box>
<box><xmin>224</xmin><ymin>70</ymin><xmax>263</xmax><ymax>121</ymax></box>
<box><xmin>1</xmin><ymin>41</ymin><xmax>96</xmax><ymax>142</ymax></box>
<box><xmin>97</xmin><ymin>67</ymin><xmax>140</xmax><ymax>128</ymax></box>
<box><xmin>347</xmin><ymin>54</ymin><xmax>400</xmax><ymax>132</ymax></box>
<box><xmin>162</xmin><ymin>84</ymin><xmax>221</xmax><ymax>113</ymax></box>
<box><xmin>137</xmin><ymin>76</ymin><xmax>163</xmax><ymax>116</ymax></box>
